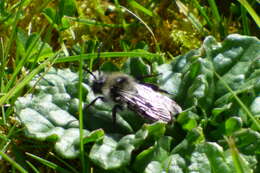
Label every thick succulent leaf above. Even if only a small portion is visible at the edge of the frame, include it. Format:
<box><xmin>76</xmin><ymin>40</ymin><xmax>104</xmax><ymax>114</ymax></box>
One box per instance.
<box><xmin>156</xmin><ymin>63</ymin><xmax>182</xmax><ymax>96</ymax></box>
<box><xmin>250</xmin><ymin>96</ymin><xmax>260</xmax><ymax>117</ymax></box>
<box><xmin>135</xmin><ymin>138</ymin><xmax>187</xmax><ymax>173</ymax></box>
<box><xmin>89</xmin><ymin>122</ymin><xmax>166</xmax><ymax>170</ymax></box>
<box><xmin>188</xmin><ymin>150</ymin><xmax>211</xmax><ymax>173</ymax></box>
<box><xmin>165</xmin><ymin>34</ymin><xmax>259</xmax><ymax>109</ymax></box>
<box><xmin>225</xmin><ymin>117</ymin><xmax>243</xmax><ymax>135</ymax></box>
<box><xmin>233</xmin><ymin>129</ymin><xmax>260</xmax><ymax>155</ymax></box>
<box><xmin>171</xmin><ymin>127</ymin><xmax>205</xmax><ymax>155</ymax></box>
<box><xmin>211</xmin><ymin>35</ymin><xmax>260</xmax><ymax>95</ymax></box>
<box><xmin>177</xmin><ymin>111</ymin><xmax>200</xmax><ymax>131</ymax></box>
<box><xmin>143</xmin><ymin>154</ymin><xmax>186</xmax><ymax>173</ymax></box>
<box><xmin>144</xmin><ymin>161</ymin><xmax>163</xmax><ymax>173</ymax></box>
<box><xmin>224</xmin><ymin>150</ymin><xmax>257</xmax><ymax>173</ymax></box>
<box><xmin>189</xmin><ymin>141</ymin><xmax>257</xmax><ymax>173</ymax></box>
<box><xmin>129</xmin><ymin>57</ymin><xmax>150</xmax><ymax>78</ymax></box>
<box><xmin>15</xmin><ymin>68</ymin><xmax>103</xmax><ymax>158</ymax></box>
<box><xmin>133</xmin><ymin>136</ymin><xmax>171</xmax><ymax>172</ymax></box>
<box><xmin>193</xmin><ymin>142</ymin><xmax>233</xmax><ymax>173</ymax></box>
<box><xmin>162</xmin><ymin>154</ymin><xmax>186</xmax><ymax>173</ymax></box>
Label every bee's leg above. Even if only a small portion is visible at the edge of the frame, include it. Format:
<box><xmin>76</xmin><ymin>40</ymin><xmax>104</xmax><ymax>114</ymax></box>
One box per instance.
<box><xmin>65</xmin><ymin>96</ymin><xmax>105</xmax><ymax>128</ymax></box>
<box><xmin>140</xmin><ymin>83</ymin><xmax>171</xmax><ymax>94</ymax></box>
<box><xmin>86</xmin><ymin>96</ymin><xmax>105</xmax><ymax>108</ymax></box>
<box><xmin>112</xmin><ymin>104</ymin><xmax>123</xmax><ymax>124</ymax></box>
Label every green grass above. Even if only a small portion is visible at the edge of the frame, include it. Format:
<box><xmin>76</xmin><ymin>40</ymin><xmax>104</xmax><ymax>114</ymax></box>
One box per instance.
<box><xmin>0</xmin><ymin>0</ymin><xmax>259</xmax><ymax>172</ymax></box>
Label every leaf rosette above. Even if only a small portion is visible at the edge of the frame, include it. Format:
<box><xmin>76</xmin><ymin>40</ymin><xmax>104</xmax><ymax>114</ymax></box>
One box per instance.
<box><xmin>15</xmin><ymin>34</ymin><xmax>260</xmax><ymax>171</ymax></box>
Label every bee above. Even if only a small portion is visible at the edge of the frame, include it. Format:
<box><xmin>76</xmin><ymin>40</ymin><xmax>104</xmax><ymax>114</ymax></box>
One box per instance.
<box><xmin>87</xmin><ymin>71</ymin><xmax>182</xmax><ymax>123</ymax></box>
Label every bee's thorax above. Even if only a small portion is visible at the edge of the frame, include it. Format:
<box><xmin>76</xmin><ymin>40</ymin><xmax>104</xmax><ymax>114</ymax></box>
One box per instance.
<box><xmin>100</xmin><ymin>73</ymin><xmax>137</xmax><ymax>102</ymax></box>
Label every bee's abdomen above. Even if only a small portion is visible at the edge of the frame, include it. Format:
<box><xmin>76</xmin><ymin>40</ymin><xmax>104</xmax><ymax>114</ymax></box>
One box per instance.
<box><xmin>118</xmin><ymin>84</ymin><xmax>182</xmax><ymax>123</ymax></box>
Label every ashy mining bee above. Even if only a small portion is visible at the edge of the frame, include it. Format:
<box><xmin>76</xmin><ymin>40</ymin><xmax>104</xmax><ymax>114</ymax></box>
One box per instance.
<box><xmin>86</xmin><ymin>44</ymin><xmax>182</xmax><ymax>123</ymax></box>
<box><xmin>87</xmin><ymin>71</ymin><xmax>182</xmax><ymax>123</ymax></box>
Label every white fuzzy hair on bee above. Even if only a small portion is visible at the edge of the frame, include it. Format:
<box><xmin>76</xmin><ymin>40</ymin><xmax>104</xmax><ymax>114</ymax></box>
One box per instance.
<box><xmin>87</xmin><ymin>70</ymin><xmax>182</xmax><ymax>123</ymax></box>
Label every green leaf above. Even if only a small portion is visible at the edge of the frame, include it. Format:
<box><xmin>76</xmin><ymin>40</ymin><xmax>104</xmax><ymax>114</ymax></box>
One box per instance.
<box><xmin>163</xmin><ymin>154</ymin><xmax>186</xmax><ymax>173</ymax></box>
<box><xmin>60</xmin><ymin>17</ymin><xmax>70</xmax><ymax>30</ymax></box>
<box><xmin>211</xmin><ymin>103</ymin><xmax>232</xmax><ymax>125</ymax></box>
<box><xmin>89</xmin><ymin>123</ymin><xmax>165</xmax><ymax>170</ymax></box>
<box><xmin>225</xmin><ymin>117</ymin><xmax>242</xmax><ymax>135</ymax></box>
<box><xmin>172</xmin><ymin>127</ymin><xmax>205</xmax><ymax>155</ymax></box>
<box><xmin>16</xmin><ymin>29</ymin><xmax>53</xmax><ymax>62</ymax></box>
<box><xmin>212</xmin><ymin>34</ymin><xmax>260</xmax><ymax>96</ymax></box>
<box><xmin>15</xmin><ymin>68</ymin><xmax>95</xmax><ymax>158</ymax></box>
<box><xmin>135</xmin><ymin>137</ymin><xmax>186</xmax><ymax>173</ymax></box>
<box><xmin>188</xmin><ymin>150</ymin><xmax>211</xmax><ymax>173</ymax></box>
<box><xmin>144</xmin><ymin>161</ymin><xmax>162</xmax><ymax>173</ymax></box>
<box><xmin>133</xmin><ymin>136</ymin><xmax>171</xmax><ymax>172</ymax></box>
<box><xmin>144</xmin><ymin>154</ymin><xmax>186</xmax><ymax>173</ymax></box>
<box><xmin>189</xmin><ymin>142</ymin><xmax>233</xmax><ymax>173</ymax></box>
<box><xmin>43</xmin><ymin>0</ymin><xmax>77</xmax><ymax>31</ymax></box>
<box><xmin>129</xmin><ymin>57</ymin><xmax>150</xmax><ymax>79</ymax></box>
<box><xmin>155</xmin><ymin>63</ymin><xmax>182</xmax><ymax>96</ymax></box>
<box><xmin>177</xmin><ymin>111</ymin><xmax>199</xmax><ymax>131</ymax></box>
<box><xmin>100</xmin><ymin>61</ymin><xmax>120</xmax><ymax>72</ymax></box>
<box><xmin>233</xmin><ymin>129</ymin><xmax>260</xmax><ymax>155</ymax></box>
<box><xmin>42</xmin><ymin>8</ymin><xmax>59</xmax><ymax>29</ymax></box>
<box><xmin>127</xmin><ymin>0</ymin><xmax>154</xmax><ymax>17</ymax></box>
<box><xmin>83</xmin><ymin>129</ymin><xmax>104</xmax><ymax>144</ymax></box>
<box><xmin>58</xmin><ymin>0</ymin><xmax>77</xmax><ymax>17</ymax></box>
<box><xmin>225</xmin><ymin>134</ymin><xmax>258</xmax><ymax>173</ymax></box>
<box><xmin>250</xmin><ymin>96</ymin><xmax>260</xmax><ymax>116</ymax></box>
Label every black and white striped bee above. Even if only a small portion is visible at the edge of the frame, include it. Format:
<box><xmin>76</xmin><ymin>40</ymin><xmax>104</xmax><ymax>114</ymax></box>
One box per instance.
<box><xmin>88</xmin><ymin>71</ymin><xmax>182</xmax><ymax>123</ymax></box>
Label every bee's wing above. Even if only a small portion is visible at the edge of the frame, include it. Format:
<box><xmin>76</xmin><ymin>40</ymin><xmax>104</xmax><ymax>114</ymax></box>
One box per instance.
<box><xmin>119</xmin><ymin>84</ymin><xmax>182</xmax><ymax>122</ymax></box>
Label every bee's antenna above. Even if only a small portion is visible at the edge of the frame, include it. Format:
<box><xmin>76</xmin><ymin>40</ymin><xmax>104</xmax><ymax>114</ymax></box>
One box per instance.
<box><xmin>97</xmin><ymin>42</ymin><xmax>103</xmax><ymax>77</ymax></box>
<box><xmin>86</xmin><ymin>69</ymin><xmax>97</xmax><ymax>80</ymax></box>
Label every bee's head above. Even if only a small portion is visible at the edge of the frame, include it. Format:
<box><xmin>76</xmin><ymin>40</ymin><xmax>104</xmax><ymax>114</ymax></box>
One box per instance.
<box><xmin>85</xmin><ymin>68</ymin><xmax>105</xmax><ymax>94</ymax></box>
<box><xmin>92</xmin><ymin>75</ymin><xmax>106</xmax><ymax>94</ymax></box>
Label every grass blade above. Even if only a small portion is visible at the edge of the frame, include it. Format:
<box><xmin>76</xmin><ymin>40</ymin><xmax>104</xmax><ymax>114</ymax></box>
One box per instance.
<box><xmin>237</xmin><ymin>0</ymin><xmax>260</xmax><ymax>27</ymax></box>
<box><xmin>176</xmin><ymin>0</ymin><xmax>205</xmax><ymax>34</ymax></box>
<box><xmin>78</xmin><ymin>46</ymin><xmax>86</xmax><ymax>173</ymax></box>
<box><xmin>127</xmin><ymin>0</ymin><xmax>154</xmax><ymax>17</ymax></box>
<box><xmin>120</xmin><ymin>5</ymin><xmax>157</xmax><ymax>46</ymax></box>
<box><xmin>191</xmin><ymin>0</ymin><xmax>213</xmax><ymax>28</ymax></box>
<box><xmin>241</xmin><ymin>4</ymin><xmax>250</xmax><ymax>35</ymax></box>
<box><xmin>215</xmin><ymin>72</ymin><xmax>260</xmax><ymax>131</ymax></box>
<box><xmin>0</xmin><ymin>151</ymin><xmax>28</xmax><ymax>173</ymax></box>
<box><xmin>0</xmin><ymin>56</ymin><xmax>56</xmax><ymax>106</ymax></box>
<box><xmin>26</xmin><ymin>152</ymin><xmax>71</xmax><ymax>173</ymax></box>
<box><xmin>54</xmin><ymin>51</ymin><xmax>162</xmax><ymax>63</ymax></box>
<box><xmin>26</xmin><ymin>161</ymin><xmax>40</xmax><ymax>173</ymax></box>
<box><xmin>49</xmin><ymin>152</ymin><xmax>79</xmax><ymax>173</ymax></box>
<box><xmin>65</xmin><ymin>16</ymin><xmax>131</xmax><ymax>28</ymax></box>
<box><xmin>207</xmin><ymin>0</ymin><xmax>225</xmax><ymax>38</ymax></box>
<box><xmin>4</xmin><ymin>26</ymin><xmax>46</xmax><ymax>92</ymax></box>
<box><xmin>225</xmin><ymin>136</ymin><xmax>252</xmax><ymax>173</ymax></box>
<box><xmin>3</xmin><ymin>0</ymin><xmax>25</xmax><ymax>61</ymax></box>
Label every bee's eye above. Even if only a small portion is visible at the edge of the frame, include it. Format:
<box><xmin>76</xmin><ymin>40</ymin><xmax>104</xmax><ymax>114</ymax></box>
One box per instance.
<box><xmin>92</xmin><ymin>80</ymin><xmax>104</xmax><ymax>94</ymax></box>
<box><xmin>116</xmin><ymin>77</ymin><xmax>127</xmax><ymax>84</ymax></box>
